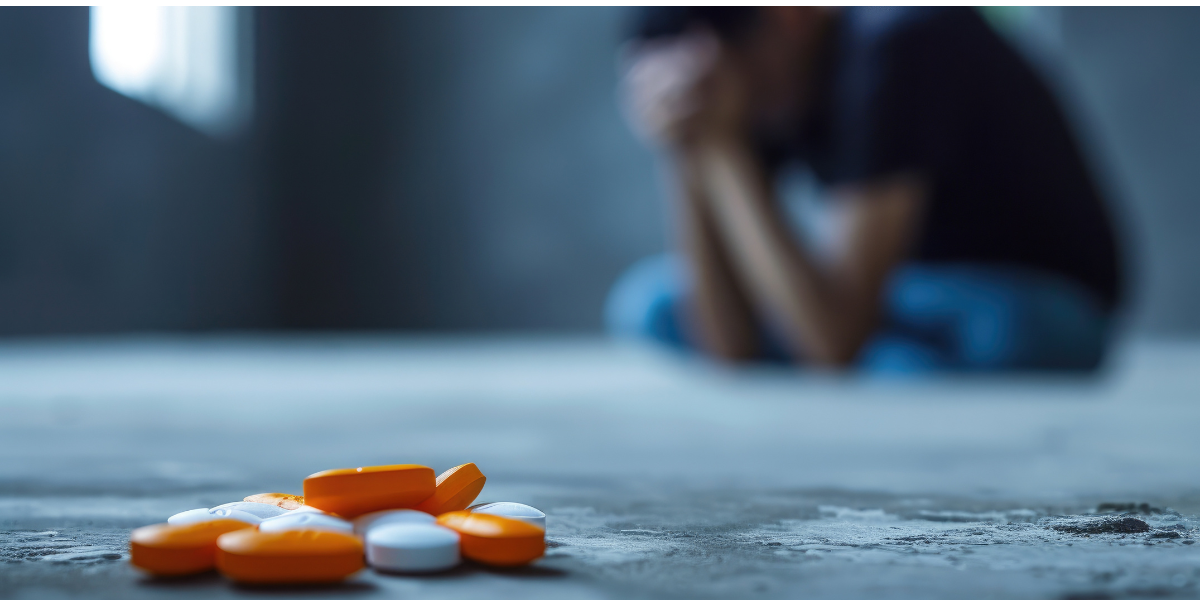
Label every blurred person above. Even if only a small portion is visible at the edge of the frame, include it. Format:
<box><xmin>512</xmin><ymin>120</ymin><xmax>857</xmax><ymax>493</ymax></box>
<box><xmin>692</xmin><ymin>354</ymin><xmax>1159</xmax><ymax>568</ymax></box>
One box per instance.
<box><xmin>606</xmin><ymin>7</ymin><xmax>1123</xmax><ymax>372</ymax></box>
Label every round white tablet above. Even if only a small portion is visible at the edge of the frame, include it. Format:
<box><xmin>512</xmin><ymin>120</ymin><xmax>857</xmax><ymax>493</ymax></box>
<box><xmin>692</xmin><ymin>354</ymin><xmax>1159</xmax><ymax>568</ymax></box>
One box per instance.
<box><xmin>260</xmin><ymin>505</ymin><xmax>328</xmax><ymax>521</ymax></box>
<box><xmin>467</xmin><ymin>502</ymin><xmax>546</xmax><ymax>529</ymax></box>
<box><xmin>167</xmin><ymin>507</ymin><xmax>261</xmax><ymax>526</ymax></box>
<box><xmin>366</xmin><ymin>523</ymin><xmax>460</xmax><ymax>573</ymax></box>
<box><xmin>211</xmin><ymin>501</ymin><xmax>289</xmax><ymax>519</ymax></box>
<box><xmin>257</xmin><ymin>512</ymin><xmax>354</xmax><ymax>534</ymax></box>
<box><xmin>353</xmin><ymin>509</ymin><xmax>435</xmax><ymax>536</ymax></box>
<box><xmin>288</xmin><ymin>505</ymin><xmax>327</xmax><ymax>515</ymax></box>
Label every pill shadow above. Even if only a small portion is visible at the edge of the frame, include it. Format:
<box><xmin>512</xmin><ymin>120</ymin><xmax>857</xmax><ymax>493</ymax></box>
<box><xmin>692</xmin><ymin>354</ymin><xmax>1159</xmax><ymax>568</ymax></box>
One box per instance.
<box><xmin>137</xmin><ymin>571</ymin><xmax>225</xmax><ymax>588</ymax></box>
<box><xmin>138</xmin><ymin>573</ymin><xmax>378</xmax><ymax>594</ymax></box>
<box><xmin>478</xmin><ymin>564</ymin><xmax>568</xmax><ymax>579</ymax></box>
<box><xmin>230</xmin><ymin>581</ymin><xmax>378</xmax><ymax>595</ymax></box>
<box><xmin>374</xmin><ymin>563</ymin><xmax>568</xmax><ymax>580</ymax></box>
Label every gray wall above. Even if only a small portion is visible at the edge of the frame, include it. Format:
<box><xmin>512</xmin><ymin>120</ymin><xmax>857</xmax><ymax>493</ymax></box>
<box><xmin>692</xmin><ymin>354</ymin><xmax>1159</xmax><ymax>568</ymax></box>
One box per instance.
<box><xmin>0</xmin><ymin>7</ymin><xmax>1197</xmax><ymax>334</ymax></box>
<box><xmin>0</xmin><ymin>7</ymin><xmax>664</xmax><ymax>334</ymax></box>
<box><xmin>1055</xmin><ymin>7</ymin><xmax>1200</xmax><ymax>333</ymax></box>
<box><xmin>0</xmin><ymin>7</ymin><xmax>270</xmax><ymax>334</ymax></box>
<box><xmin>370</xmin><ymin>8</ymin><xmax>665</xmax><ymax>329</ymax></box>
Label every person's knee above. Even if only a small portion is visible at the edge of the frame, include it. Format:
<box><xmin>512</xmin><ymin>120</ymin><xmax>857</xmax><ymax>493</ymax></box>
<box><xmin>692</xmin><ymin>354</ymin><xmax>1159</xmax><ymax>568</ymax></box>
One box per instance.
<box><xmin>858</xmin><ymin>335</ymin><xmax>947</xmax><ymax>374</ymax></box>
<box><xmin>884</xmin><ymin>265</ymin><xmax>1111</xmax><ymax>372</ymax></box>
<box><xmin>604</xmin><ymin>255</ymin><xmax>688</xmax><ymax>347</ymax></box>
<box><xmin>1023</xmin><ymin>282</ymin><xmax>1109</xmax><ymax>370</ymax></box>
<box><xmin>956</xmin><ymin>272</ymin><xmax>1109</xmax><ymax>371</ymax></box>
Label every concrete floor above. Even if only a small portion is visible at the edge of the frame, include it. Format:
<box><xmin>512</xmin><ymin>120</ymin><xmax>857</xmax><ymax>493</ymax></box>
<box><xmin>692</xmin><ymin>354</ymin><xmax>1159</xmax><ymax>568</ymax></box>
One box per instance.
<box><xmin>1</xmin><ymin>335</ymin><xmax>1199</xmax><ymax>599</ymax></box>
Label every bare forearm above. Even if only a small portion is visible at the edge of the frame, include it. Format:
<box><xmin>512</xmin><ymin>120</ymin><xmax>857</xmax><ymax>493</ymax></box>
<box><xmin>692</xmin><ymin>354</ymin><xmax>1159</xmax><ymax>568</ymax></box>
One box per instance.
<box><xmin>618</xmin><ymin>28</ymin><xmax>919</xmax><ymax>367</ymax></box>
<box><xmin>665</xmin><ymin>156</ymin><xmax>760</xmax><ymax>361</ymax></box>
<box><xmin>692</xmin><ymin>142</ymin><xmax>878</xmax><ymax>365</ymax></box>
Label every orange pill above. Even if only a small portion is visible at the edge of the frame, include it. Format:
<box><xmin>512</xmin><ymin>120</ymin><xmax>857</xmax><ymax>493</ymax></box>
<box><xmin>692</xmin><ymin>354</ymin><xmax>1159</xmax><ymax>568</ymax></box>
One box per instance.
<box><xmin>435</xmin><ymin>511</ymin><xmax>544</xmax><ymax>567</ymax></box>
<box><xmin>130</xmin><ymin>519</ymin><xmax>255</xmax><ymax>576</ymax></box>
<box><xmin>244</xmin><ymin>493</ymin><xmax>305</xmax><ymax>511</ymax></box>
<box><xmin>415</xmin><ymin>463</ymin><xmax>487</xmax><ymax>516</ymax></box>
<box><xmin>215</xmin><ymin>529</ymin><xmax>364</xmax><ymax>584</ymax></box>
<box><xmin>303</xmin><ymin>464</ymin><xmax>435</xmax><ymax>518</ymax></box>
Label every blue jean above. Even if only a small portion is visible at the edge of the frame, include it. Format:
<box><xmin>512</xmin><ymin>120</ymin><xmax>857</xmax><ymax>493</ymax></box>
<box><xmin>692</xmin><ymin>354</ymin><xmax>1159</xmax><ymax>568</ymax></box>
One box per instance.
<box><xmin>604</xmin><ymin>255</ymin><xmax>1111</xmax><ymax>372</ymax></box>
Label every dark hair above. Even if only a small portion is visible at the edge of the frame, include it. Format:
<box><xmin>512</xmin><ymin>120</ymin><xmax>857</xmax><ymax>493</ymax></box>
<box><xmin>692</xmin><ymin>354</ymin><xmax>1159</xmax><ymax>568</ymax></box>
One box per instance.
<box><xmin>626</xmin><ymin>7</ymin><xmax>761</xmax><ymax>43</ymax></box>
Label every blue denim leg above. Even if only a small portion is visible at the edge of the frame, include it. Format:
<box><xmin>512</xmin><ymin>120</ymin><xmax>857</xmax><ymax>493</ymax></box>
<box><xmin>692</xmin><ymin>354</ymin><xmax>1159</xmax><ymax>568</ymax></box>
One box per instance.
<box><xmin>604</xmin><ymin>254</ymin><xmax>793</xmax><ymax>362</ymax></box>
<box><xmin>604</xmin><ymin>254</ymin><xmax>691</xmax><ymax>350</ymax></box>
<box><xmin>859</xmin><ymin>265</ymin><xmax>1111</xmax><ymax>373</ymax></box>
<box><xmin>607</xmin><ymin>258</ymin><xmax>1110</xmax><ymax>372</ymax></box>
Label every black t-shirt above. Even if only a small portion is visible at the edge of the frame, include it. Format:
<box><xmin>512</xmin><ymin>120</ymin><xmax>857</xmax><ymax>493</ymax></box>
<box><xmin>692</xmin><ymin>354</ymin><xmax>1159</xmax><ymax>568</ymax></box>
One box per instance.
<box><xmin>762</xmin><ymin>7</ymin><xmax>1123</xmax><ymax>311</ymax></box>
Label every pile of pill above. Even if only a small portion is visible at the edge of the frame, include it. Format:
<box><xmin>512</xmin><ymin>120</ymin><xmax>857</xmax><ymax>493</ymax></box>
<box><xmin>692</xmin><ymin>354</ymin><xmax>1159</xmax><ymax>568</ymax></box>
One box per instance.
<box><xmin>129</xmin><ymin>462</ymin><xmax>548</xmax><ymax>584</ymax></box>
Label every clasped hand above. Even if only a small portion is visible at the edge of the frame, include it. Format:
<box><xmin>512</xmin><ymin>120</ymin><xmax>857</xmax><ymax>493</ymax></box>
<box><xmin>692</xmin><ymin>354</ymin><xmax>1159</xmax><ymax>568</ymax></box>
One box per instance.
<box><xmin>620</xmin><ymin>31</ymin><xmax>749</xmax><ymax>150</ymax></box>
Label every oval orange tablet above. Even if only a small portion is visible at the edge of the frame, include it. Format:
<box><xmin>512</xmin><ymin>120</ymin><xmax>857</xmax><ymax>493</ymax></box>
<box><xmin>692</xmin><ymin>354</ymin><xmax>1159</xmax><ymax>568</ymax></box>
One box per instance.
<box><xmin>436</xmin><ymin>511</ymin><xmax>544</xmax><ymax>567</ymax></box>
<box><xmin>215</xmin><ymin>529</ymin><xmax>363</xmax><ymax>584</ymax></box>
<box><xmin>244</xmin><ymin>493</ymin><xmax>305</xmax><ymax>511</ymax></box>
<box><xmin>130</xmin><ymin>519</ymin><xmax>255</xmax><ymax>576</ymax></box>
<box><xmin>415</xmin><ymin>463</ymin><xmax>487</xmax><ymax>516</ymax></box>
<box><xmin>304</xmin><ymin>464</ymin><xmax>435</xmax><ymax>518</ymax></box>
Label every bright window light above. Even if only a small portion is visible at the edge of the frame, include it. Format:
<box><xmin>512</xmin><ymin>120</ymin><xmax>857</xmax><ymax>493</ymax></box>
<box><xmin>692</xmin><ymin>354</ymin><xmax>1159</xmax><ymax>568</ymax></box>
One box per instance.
<box><xmin>89</xmin><ymin>6</ymin><xmax>253</xmax><ymax>137</ymax></box>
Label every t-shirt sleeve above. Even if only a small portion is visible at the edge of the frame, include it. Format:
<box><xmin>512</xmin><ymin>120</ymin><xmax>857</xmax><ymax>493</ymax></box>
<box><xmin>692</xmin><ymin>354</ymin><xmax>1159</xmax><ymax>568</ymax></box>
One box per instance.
<box><xmin>828</xmin><ymin>11</ymin><xmax>968</xmax><ymax>185</ymax></box>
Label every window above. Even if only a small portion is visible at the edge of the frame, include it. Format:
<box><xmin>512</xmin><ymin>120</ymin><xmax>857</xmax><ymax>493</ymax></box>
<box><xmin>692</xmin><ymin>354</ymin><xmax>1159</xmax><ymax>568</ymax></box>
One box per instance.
<box><xmin>89</xmin><ymin>6</ymin><xmax>253</xmax><ymax>137</ymax></box>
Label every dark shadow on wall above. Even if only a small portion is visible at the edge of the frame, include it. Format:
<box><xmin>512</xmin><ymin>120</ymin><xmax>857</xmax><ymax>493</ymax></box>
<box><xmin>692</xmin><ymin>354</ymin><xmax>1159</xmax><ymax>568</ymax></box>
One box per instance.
<box><xmin>256</xmin><ymin>7</ymin><xmax>403</xmax><ymax>329</ymax></box>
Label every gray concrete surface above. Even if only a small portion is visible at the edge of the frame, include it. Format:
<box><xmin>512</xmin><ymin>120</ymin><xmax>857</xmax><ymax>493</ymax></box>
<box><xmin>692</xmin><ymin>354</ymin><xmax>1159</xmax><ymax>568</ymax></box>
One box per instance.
<box><xmin>2</xmin><ymin>335</ymin><xmax>1200</xmax><ymax>599</ymax></box>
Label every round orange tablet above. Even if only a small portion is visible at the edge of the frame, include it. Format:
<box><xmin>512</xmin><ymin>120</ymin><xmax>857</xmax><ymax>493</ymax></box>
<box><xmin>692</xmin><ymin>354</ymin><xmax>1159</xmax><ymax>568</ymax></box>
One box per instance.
<box><xmin>304</xmin><ymin>464</ymin><xmax>435</xmax><ymax>518</ymax></box>
<box><xmin>244</xmin><ymin>493</ymin><xmax>305</xmax><ymax>511</ymax></box>
<box><xmin>435</xmin><ymin>511</ymin><xmax>544</xmax><ymax>567</ymax></box>
<box><xmin>130</xmin><ymin>519</ymin><xmax>255</xmax><ymax>576</ymax></box>
<box><xmin>215</xmin><ymin>529</ymin><xmax>364</xmax><ymax>584</ymax></box>
<box><xmin>415</xmin><ymin>463</ymin><xmax>487</xmax><ymax>516</ymax></box>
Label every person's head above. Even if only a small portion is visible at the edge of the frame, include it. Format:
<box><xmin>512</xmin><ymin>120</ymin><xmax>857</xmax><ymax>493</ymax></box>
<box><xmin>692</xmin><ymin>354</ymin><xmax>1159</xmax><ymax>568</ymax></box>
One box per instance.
<box><xmin>625</xmin><ymin>7</ymin><xmax>831</xmax><ymax>125</ymax></box>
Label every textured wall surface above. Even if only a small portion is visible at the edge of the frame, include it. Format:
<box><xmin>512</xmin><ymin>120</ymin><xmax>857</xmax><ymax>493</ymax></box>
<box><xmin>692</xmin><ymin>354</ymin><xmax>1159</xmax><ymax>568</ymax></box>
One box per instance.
<box><xmin>0</xmin><ymin>8</ymin><xmax>269</xmax><ymax>334</ymax></box>
<box><xmin>262</xmin><ymin>8</ymin><xmax>664</xmax><ymax>330</ymax></box>
<box><xmin>0</xmin><ymin>8</ymin><xmax>1197</xmax><ymax>333</ymax></box>
<box><xmin>1056</xmin><ymin>7</ymin><xmax>1200</xmax><ymax>333</ymax></box>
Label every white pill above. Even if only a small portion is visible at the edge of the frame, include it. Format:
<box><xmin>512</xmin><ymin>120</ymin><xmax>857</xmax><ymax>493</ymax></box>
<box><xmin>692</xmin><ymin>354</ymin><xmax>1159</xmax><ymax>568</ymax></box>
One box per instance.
<box><xmin>467</xmin><ymin>502</ymin><xmax>546</xmax><ymax>529</ymax></box>
<box><xmin>211</xmin><ymin>501</ymin><xmax>289</xmax><ymax>519</ymax></box>
<box><xmin>288</xmin><ymin>505</ymin><xmax>327</xmax><ymax>515</ymax></box>
<box><xmin>260</xmin><ymin>505</ymin><xmax>328</xmax><ymax>521</ymax></box>
<box><xmin>257</xmin><ymin>512</ymin><xmax>354</xmax><ymax>534</ymax></box>
<box><xmin>167</xmin><ymin>507</ymin><xmax>261</xmax><ymax>525</ymax></box>
<box><xmin>366</xmin><ymin>523</ymin><xmax>459</xmax><ymax>573</ymax></box>
<box><xmin>353</xmin><ymin>509</ymin><xmax>435</xmax><ymax>536</ymax></box>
